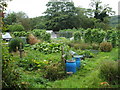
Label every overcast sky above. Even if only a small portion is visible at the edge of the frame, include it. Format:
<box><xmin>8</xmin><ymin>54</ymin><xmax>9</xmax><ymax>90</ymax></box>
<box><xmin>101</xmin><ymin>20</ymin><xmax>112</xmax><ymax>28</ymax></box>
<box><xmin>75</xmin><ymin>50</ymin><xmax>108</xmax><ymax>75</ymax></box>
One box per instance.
<box><xmin>6</xmin><ymin>0</ymin><xmax>119</xmax><ymax>18</ymax></box>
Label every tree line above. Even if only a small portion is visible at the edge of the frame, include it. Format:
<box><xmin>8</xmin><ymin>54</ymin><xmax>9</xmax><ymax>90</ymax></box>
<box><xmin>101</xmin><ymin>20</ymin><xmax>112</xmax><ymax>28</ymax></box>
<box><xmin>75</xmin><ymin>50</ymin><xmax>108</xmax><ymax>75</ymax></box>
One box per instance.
<box><xmin>1</xmin><ymin>0</ymin><xmax>117</xmax><ymax>32</ymax></box>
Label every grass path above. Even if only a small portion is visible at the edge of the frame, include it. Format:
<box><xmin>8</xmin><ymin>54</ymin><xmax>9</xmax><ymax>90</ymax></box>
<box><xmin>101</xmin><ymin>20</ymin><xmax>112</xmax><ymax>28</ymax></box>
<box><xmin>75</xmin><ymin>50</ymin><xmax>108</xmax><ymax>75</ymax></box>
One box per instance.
<box><xmin>48</xmin><ymin>48</ymin><xmax>118</xmax><ymax>88</ymax></box>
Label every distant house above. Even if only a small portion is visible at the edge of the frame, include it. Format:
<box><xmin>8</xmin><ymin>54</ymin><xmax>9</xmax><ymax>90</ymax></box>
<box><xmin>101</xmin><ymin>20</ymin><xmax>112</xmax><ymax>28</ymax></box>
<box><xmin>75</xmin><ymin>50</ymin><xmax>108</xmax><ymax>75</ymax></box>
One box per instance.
<box><xmin>2</xmin><ymin>32</ymin><xmax>12</xmax><ymax>41</ymax></box>
<box><xmin>46</xmin><ymin>30</ymin><xmax>57</xmax><ymax>39</ymax></box>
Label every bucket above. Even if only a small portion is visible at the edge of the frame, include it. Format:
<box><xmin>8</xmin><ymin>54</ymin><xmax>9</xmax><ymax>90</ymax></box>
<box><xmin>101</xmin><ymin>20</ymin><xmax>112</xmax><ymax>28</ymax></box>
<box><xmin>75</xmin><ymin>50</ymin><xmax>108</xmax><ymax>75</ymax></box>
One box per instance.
<box><xmin>66</xmin><ymin>60</ymin><xmax>76</xmax><ymax>73</ymax></box>
<box><xmin>73</xmin><ymin>55</ymin><xmax>83</xmax><ymax>69</ymax></box>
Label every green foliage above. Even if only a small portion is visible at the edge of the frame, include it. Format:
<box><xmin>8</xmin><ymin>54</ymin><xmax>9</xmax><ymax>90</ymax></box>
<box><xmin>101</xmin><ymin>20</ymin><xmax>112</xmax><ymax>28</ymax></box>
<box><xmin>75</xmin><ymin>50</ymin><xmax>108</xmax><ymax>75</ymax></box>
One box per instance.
<box><xmin>30</xmin><ymin>16</ymin><xmax>46</xmax><ymax>30</ymax></box>
<box><xmin>91</xmin><ymin>43</ymin><xmax>99</xmax><ymax>50</ymax></box>
<box><xmin>106</xmin><ymin>30</ymin><xmax>118</xmax><ymax>48</ymax></box>
<box><xmin>84</xmin><ymin>28</ymin><xmax>106</xmax><ymax>43</ymax></box>
<box><xmin>9</xmin><ymin>37</ymin><xmax>24</xmax><ymax>52</ymax></box>
<box><xmin>90</xmin><ymin>0</ymin><xmax>115</xmax><ymax>22</ymax></box>
<box><xmin>3</xmin><ymin>12</ymin><xmax>17</xmax><ymax>25</ymax></box>
<box><xmin>44</xmin><ymin>63</ymin><xmax>66</xmax><ymax>81</ymax></box>
<box><xmin>8</xmin><ymin>24</ymin><xmax>25</xmax><ymax>32</ymax></box>
<box><xmin>42</xmin><ymin>33</ymin><xmax>51</xmax><ymax>41</ymax></box>
<box><xmin>18</xmin><ymin>59</ymin><xmax>48</xmax><ymax>71</ymax></box>
<box><xmin>70</xmin><ymin>42</ymin><xmax>92</xmax><ymax>50</ymax></box>
<box><xmin>77</xmin><ymin>50</ymin><xmax>94</xmax><ymax>58</ymax></box>
<box><xmin>52</xmin><ymin>37</ymin><xmax>70</xmax><ymax>45</ymax></box>
<box><xmin>2</xmin><ymin>46</ymin><xmax>23</xmax><ymax>88</ymax></box>
<box><xmin>44</xmin><ymin>2</ymin><xmax>79</xmax><ymax>31</ymax></box>
<box><xmin>13</xmin><ymin>31</ymin><xmax>30</xmax><ymax>37</ymax></box>
<box><xmin>32</xmin><ymin>42</ymin><xmax>63</xmax><ymax>54</ymax></box>
<box><xmin>59</xmin><ymin>31</ymin><xmax>73</xmax><ymax>38</ymax></box>
<box><xmin>94</xmin><ymin>21</ymin><xmax>111</xmax><ymax>30</ymax></box>
<box><xmin>109</xmin><ymin>15</ymin><xmax>120</xmax><ymax>28</ymax></box>
<box><xmin>100</xmin><ymin>42</ymin><xmax>112</xmax><ymax>52</ymax></box>
<box><xmin>74</xmin><ymin>31</ymin><xmax>81</xmax><ymax>41</ymax></box>
<box><xmin>32</xmin><ymin>29</ymin><xmax>51</xmax><ymax>41</ymax></box>
<box><xmin>99</xmin><ymin>60</ymin><xmax>119</xmax><ymax>85</ymax></box>
<box><xmin>15</xmin><ymin>11</ymin><xmax>31</xmax><ymax>30</ymax></box>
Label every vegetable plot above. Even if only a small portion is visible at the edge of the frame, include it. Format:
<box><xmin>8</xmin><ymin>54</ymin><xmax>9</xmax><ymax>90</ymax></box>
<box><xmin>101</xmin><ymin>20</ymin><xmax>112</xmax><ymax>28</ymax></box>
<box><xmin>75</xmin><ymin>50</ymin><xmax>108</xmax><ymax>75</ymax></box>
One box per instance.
<box><xmin>32</xmin><ymin>42</ymin><xmax>63</xmax><ymax>54</ymax></box>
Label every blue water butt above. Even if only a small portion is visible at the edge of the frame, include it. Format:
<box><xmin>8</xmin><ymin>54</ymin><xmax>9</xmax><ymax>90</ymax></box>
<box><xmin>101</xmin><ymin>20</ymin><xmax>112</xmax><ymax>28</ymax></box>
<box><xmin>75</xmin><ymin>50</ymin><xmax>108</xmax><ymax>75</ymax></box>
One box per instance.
<box><xmin>66</xmin><ymin>60</ymin><xmax>76</xmax><ymax>73</ymax></box>
<box><xmin>73</xmin><ymin>55</ymin><xmax>83</xmax><ymax>69</ymax></box>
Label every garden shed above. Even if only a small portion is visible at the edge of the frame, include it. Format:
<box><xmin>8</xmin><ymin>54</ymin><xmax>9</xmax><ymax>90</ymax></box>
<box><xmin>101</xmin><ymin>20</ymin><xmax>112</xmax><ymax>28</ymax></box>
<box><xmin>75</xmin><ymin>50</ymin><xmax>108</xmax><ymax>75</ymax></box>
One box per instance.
<box><xmin>2</xmin><ymin>32</ymin><xmax>12</xmax><ymax>41</ymax></box>
<box><xmin>46</xmin><ymin>30</ymin><xmax>57</xmax><ymax>38</ymax></box>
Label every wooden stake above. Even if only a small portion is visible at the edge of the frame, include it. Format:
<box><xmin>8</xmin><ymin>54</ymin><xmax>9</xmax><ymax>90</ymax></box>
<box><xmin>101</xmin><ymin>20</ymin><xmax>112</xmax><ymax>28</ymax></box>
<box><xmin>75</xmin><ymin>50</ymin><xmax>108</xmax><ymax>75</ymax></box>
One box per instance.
<box><xmin>20</xmin><ymin>43</ymin><xmax>22</xmax><ymax>58</ymax></box>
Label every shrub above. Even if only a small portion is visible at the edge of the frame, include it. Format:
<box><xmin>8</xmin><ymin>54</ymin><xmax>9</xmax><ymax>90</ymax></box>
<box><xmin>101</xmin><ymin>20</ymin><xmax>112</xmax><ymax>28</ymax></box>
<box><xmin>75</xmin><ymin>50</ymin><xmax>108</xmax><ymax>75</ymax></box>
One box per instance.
<box><xmin>79</xmin><ymin>43</ymin><xmax>92</xmax><ymax>50</ymax></box>
<box><xmin>27</xmin><ymin>34</ymin><xmax>40</xmax><ymax>45</ymax></box>
<box><xmin>8</xmin><ymin>24</ymin><xmax>25</xmax><ymax>32</ymax></box>
<box><xmin>44</xmin><ymin>63</ymin><xmax>66</xmax><ymax>81</ymax></box>
<box><xmin>9</xmin><ymin>37</ymin><xmax>24</xmax><ymax>52</ymax></box>
<box><xmin>77</xmin><ymin>50</ymin><xmax>94</xmax><ymax>58</ymax></box>
<box><xmin>73</xmin><ymin>43</ymin><xmax>81</xmax><ymax>49</ymax></box>
<box><xmin>2</xmin><ymin>46</ymin><xmax>24</xmax><ymax>88</ymax></box>
<box><xmin>52</xmin><ymin>37</ymin><xmax>70</xmax><ymax>45</ymax></box>
<box><xmin>99</xmin><ymin>60</ymin><xmax>119</xmax><ymax>85</ymax></box>
<box><xmin>99</xmin><ymin>42</ymin><xmax>112</xmax><ymax>52</ymax></box>
<box><xmin>32</xmin><ymin>29</ymin><xmax>51</xmax><ymax>41</ymax></box>
<box><xmin>106</xmin><ymin>30</ymin><xmax>117</xmax><ymax>48</ymax></box>
<box><xmin>42</xmin><ymin>33</ymin><xmax>51</xmax><ymax>41</ymax></box>
<box><xmin>84</xmin><ymin>28</ymin><xmax>106</xmax><ymax>43</ymax></box>
<box><xmin>59</xmin><ymin>31</ymin><xmax>73</xmax><ymax>38</ymax></box>
<box><xmin>72</xmin><ymin>43</ymin><xmax>92</xmax><ymax>50</ymax></box>
<box><xmin>13</xmin><ymin>31</ymin><xmax>30</xmax><ymax>37</ymax></box>
<box><xmin>92</xmin><ymin>43</ymin><xmax>99</xmax><ymax>50</ymax></box>
<box><xmin>74</xmin><ymin>31</ymin><xmax>81</xmax><ymax>41</ymax></box>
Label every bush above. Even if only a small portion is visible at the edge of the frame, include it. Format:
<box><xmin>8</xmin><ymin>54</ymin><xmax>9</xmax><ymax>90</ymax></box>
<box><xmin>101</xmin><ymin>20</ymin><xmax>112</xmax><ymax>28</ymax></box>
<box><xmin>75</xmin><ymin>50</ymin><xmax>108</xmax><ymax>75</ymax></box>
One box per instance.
<box><xmin>13</xmin><ymin>31</ymin><xmax>30</xmax><ymax>37</ymax></box>
<box><xmin>99</xmin><ymin>60</ymin><xmax>119</xmax><ymax>85</ymax></box>
<box><xmin>74</xmin><ymin>31</ymin><xmax>81</xmax><ymax>41</ymax></box>
<box><xmin>77</xmin><ymin>50</ymin><xmax>94</xmax><ymax>58</ymax></box>
<box><xmin>32</xmin><ymin>29</ymin><xmax>51</xmax><ymax>41</ymax></box>
<box><xmin>59</xmin><ymin>31</ymin><xmax>73</xmax><ymax>38</ymax></box>
<box><xmin>8</xmin><ymin>24</ymin><xmax>25</xmax><ymax>32</ymax></box>
<box><xmin>42</xmin><ymin>33</ymin><xmax>51</xmax><ymax>41</ymax></box>
<box><xmin>9</xmin><ymin>37</ymin><xmax>24</xmax><ymax>52</ymax></box>
<box><xmin>106</xmin><ymin>30</ymin><xmax>117</xmax><ymax>48</ymax></box>
<box><xmin>84</xmin><ymin>28</ymin><xmax>106</xmax><ymax>43</ymax></box>
<box><xmin>2</xmin><ymin>46</ymin><xmax>24</xmax><ymax>88</ymax></box>
<box><xmin>44</xmin><ymin>63</ymin><xmax>66</xmax><ymax>81</ymax></box>
<box><xmin>99</xmin><ymin>42</ymin><xmax>112</xmax><ymax>52</ymax></box>
<box><xmin>72</xmin><ymin>43</ymin><xmax>92</xmax><ymax>50</ymax></box>
<box><xmin>52</xmin><ymin>37</ymin><xmax>70</xmax><ymax>45</ymax></box>
<box><xmin>91</xmin><ymin>43</ymin><xmax>99</xmax><ymax>50</ymax></box>
<box><xmin>27</xmin><ymin>34</ymin><xmax>40</xmax><ymax>45</ymax></box>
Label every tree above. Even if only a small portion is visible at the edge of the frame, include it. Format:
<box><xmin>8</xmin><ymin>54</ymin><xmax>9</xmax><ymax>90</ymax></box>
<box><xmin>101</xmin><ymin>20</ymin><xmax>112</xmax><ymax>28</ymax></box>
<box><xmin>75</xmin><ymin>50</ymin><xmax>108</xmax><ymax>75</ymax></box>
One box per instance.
<box><xmin>0</xmin><ymin>0</ymin><xmax>13</xmax><ymax>32</ymax></box>
<box><xmin>75</xmin><ymin>7</ymin><xmax>96</xmax><ymax>29</ymax></box>
<box><xmin>30</xmin><ymin>16</ymin><xmax>46</xmax><ymax>30</ymax></box>
<box><xmin>15</xmin><ymin>11</ymin><xmax>31</xmax><ymax>30</ymax></box>
<box><xmin>3</xmin><ymin>12</ymin><xmax>17</xmax><ymax>25</ymax></box>
<box><xmin>90</xmin><ymin>0</ymin><xmax>115</xmax><ymax>22</ymax></box>
<box><xmin>44</xmin><ymin>1</ymin><xmax>79</xmax><ymax>31</ymax></box>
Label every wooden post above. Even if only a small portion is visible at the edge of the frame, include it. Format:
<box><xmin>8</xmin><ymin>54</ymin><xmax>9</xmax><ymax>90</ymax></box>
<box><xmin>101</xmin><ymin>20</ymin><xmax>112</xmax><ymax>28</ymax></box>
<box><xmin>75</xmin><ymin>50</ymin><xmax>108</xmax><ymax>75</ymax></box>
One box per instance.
<box><xmin>20</xmin><ymin>43</ymin><xmax>22</xmax><ymax>58</ymax></box>
<box><xmin>61</xmin><ymin>46</ymin><xmax>66</xmax><ymax>73</ymax></box>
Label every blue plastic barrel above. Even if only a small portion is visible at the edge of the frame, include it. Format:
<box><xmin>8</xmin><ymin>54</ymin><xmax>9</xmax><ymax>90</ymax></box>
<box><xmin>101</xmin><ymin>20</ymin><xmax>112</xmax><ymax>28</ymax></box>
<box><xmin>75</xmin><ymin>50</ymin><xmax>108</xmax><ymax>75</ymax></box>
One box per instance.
<box><xmin>66</xmin><ymin>60</ymin><xmax>76</xmax><ymax>73</ymax></box>
<box><xmin>73</xmin><ymin>55</ymin><xmax>83</xmax><ymax>69</ymax></box>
